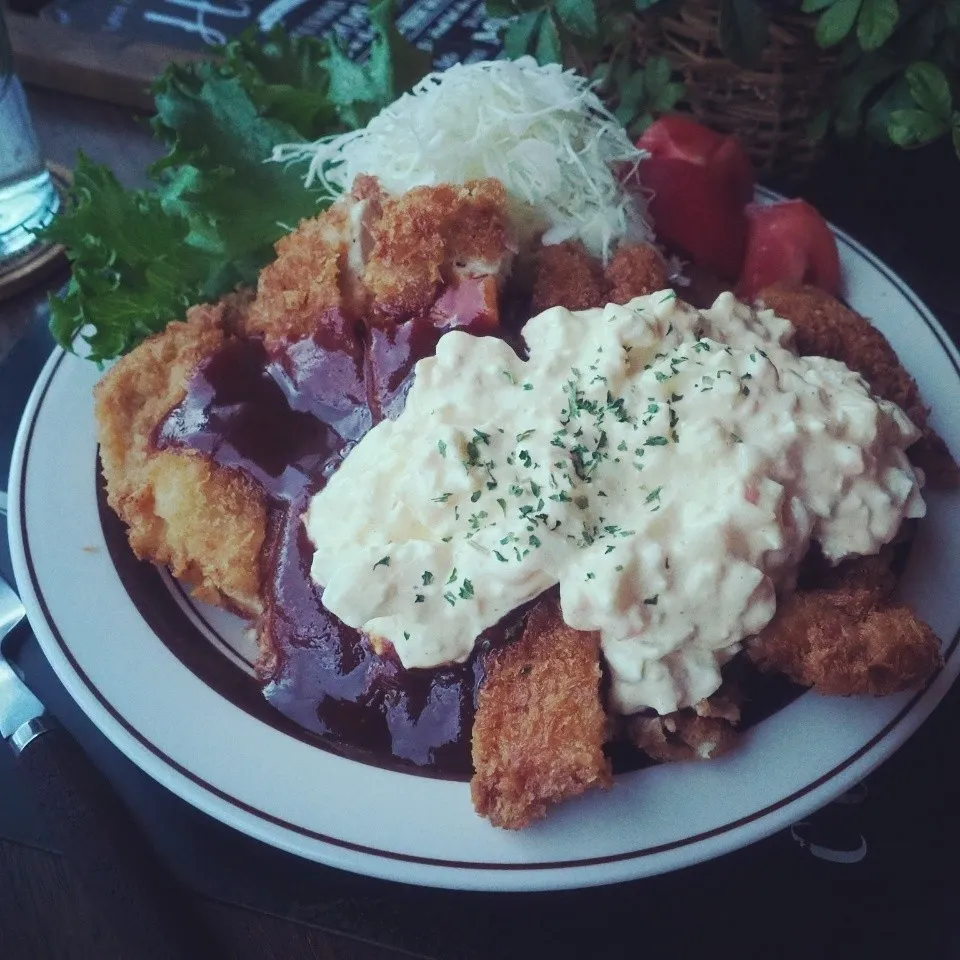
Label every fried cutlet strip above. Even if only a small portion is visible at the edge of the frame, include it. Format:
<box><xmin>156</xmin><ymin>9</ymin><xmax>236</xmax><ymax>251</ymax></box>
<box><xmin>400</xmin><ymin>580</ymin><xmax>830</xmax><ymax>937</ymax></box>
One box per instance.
<box><xmin>758</xmin><ymin>283</ymin><xmax>958</xmax><ymax>487</ymax></box>
<box><xmin>604</xmin><ymin>243</ymin><xmax>670</xmax><ymax>304</ymax></box>
<box><xmin>363</xmin><ymin>179</ymin><xmax>511</xmax><ymax>322</ymax></box>
<box><xmin>531</xmin><ymin>240</ymin><xmax>607</xmax><ymax>313</ymax></box>
<box><xmin>95</xmin><ymin>299</ymin><xmax>267</xmax><ymax>615</ymax></box>
<box><xmin>532</xmin><ymin>241</ymin><xmax>669</xmax><ymax>314</ymax></box>
<box><xmin>250</xmin><ymin>178</ymin><xmax>512</xmax><ymax>338</ymax></box>
<box><xmin>471</xmin><ymin>599</ymin><xmax>612</xmax><ymax>829</ymax></box>
<box><xmin>246</xmin><ymin>201</ymin><xmax>356</xmax><ymax>343</ymax></box>
<box><xmin>747</xmin><ymin>554</ymin><xmax>942</xmax><ymax>696</ymax></box>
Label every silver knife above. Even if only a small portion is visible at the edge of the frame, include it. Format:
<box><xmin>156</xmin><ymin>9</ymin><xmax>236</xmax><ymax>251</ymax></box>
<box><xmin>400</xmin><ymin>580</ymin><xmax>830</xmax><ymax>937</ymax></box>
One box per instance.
<box><xmin>0</xmin><ymin>575</ymin><xmax>50</xmax><ymax>751</ymax></box>
<box><xmin>0</xmin><ymin>573</ymin><xmax>222</xmax><ymax>959</ymax></box>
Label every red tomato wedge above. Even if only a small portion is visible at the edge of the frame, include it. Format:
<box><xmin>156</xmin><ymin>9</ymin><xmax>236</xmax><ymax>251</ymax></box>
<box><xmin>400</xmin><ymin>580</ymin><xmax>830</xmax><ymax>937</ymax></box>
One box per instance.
<box><xmin>737</xmin><ymin>200</ymin><xmax>842</xmax><ymax>301</ymax></box>
<box><xmin>635</xmin><ymin>117</ymin><xmax>755</xmax><ymax>281</ymax></box>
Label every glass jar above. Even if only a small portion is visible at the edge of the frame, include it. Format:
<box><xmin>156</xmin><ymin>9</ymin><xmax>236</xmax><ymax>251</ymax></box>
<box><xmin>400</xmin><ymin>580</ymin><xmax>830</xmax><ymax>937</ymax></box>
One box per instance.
<box><xmin>0</xmin><ymin>10</ymin><xmax>60</xmax><ymax>260</ymax></box>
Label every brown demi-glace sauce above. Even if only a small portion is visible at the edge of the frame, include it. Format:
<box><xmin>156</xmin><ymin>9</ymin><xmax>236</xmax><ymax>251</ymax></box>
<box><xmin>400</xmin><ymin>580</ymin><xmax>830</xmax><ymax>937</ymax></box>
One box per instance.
<box><xmin>156</xmin><ymin>279</ymin><xmax>523</xmax><ymax>776</ymax></box>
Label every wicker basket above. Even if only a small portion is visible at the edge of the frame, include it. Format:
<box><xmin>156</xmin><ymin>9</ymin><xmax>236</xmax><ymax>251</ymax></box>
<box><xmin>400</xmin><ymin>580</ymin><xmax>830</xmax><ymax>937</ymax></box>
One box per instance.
<box><xmin>631</xmin><ymin>1</ymin><xmax>841</xmax><ymax>183</ymax></box>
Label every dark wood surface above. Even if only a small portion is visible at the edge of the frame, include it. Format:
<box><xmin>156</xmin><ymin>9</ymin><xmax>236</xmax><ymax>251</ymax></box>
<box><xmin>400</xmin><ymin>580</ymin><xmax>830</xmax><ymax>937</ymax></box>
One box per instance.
<box><xmin>5</xmin><ymin>10</ymin><xmax>209</xmax><ymax>111</ymax></box>
<box><xmin>1</xmin><ymin>82</ymin><xmax>959</xmax><ymax>960</ymax></box>
<box><xmin>0</xmin><ymin>838</ymin><xmax>414</xmax><ymax>960</ymax></box>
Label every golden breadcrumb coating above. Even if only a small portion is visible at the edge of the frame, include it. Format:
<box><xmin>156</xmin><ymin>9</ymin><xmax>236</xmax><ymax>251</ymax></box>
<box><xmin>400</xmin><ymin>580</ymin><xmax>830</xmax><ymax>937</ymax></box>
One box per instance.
<box><xmin>531</xmin><ymin>241</ymin><xmax>669</xmax><ymax>314</ymax></box>
<box><xmin>364</xmin><ymin>179</ymin><xmax>511</xmax><ymax>322</ymax></box>
<box><xmin>94</xmin><ymin>298</ymin><xmax>266</xmax><ymax>615</ymax></box>
<box><xmin>471</xmin><ymin>598</ymin><xmax>612</xmax><ymax>829</ymax></box>
<box><xmin>531</xmin><ymin>241</ymin><xmax>607</xmax><ymax>314</ymax></box>
<box><xmin>249</xmin><ymin>177</ymin><xmax>511</xmax><ymax>338</ymax></box>
<box><xmin>246</xmin><ymin>207</ymin><xmax>351</xmax><ymax>343</ymax></box>
<box><xmin>604</xmin><ymin>243</ymin><xmax>670</xmax><ymax>305</ymax></box>
<box><xmin>748</xmin><ymin>555</ymin><xmax>942</xmax><ymax>696</ymax></box>
<box><xmin>757</xmin><ymin>283</ymin><xmax>958</xmax><ymax>487</ymax></box>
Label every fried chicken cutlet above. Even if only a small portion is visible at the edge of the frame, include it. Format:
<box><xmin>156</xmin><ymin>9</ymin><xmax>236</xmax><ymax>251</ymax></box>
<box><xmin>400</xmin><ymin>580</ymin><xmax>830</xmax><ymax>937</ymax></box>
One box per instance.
<box><xmin>758</xmin><ymin>283</ymin><xmax>958</xmax><ymax>487</ymax></box>
<box><xmin>471</xmin><ymin>598</ymin><xmax>612</xmax><ymax>829</ymax></box>
<box><xmin>247</xmin><ymin>177</ymin><xmax>513</xmax><ymax>342</ymax></box>
<box><xmin>96</xmin><ymin>178</ymin><xmax>514</xmax><ymax>622</ymax></box>
<box><xmin>95</xmin><ymin>295</ymin><xmax>268</xmax><ymax>615</ymax></box>
<box><xmin>531</xmin><ymin>240</ymin><xmax>669</xmax><ymax>314</ymax></box>
<box><xmin>748</xmin><ymin>554</ymin><xmax>942</xmax><ymax>695</ymax></box>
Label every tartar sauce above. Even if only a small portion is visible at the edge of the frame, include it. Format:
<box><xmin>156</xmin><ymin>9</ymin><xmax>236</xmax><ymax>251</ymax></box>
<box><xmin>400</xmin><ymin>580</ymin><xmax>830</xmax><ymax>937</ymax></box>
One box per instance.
<box><xmin>305</xmin><ymin>292</ymin><xmax>925</xmax><ymax>715</ymax></box>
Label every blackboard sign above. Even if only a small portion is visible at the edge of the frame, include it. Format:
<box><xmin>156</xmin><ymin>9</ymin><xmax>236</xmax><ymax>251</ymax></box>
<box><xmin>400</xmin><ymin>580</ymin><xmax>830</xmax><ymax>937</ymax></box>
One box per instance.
<box><xmin>43</xmin><ymin>0</ymin><xmax>502</xmax><ymax>65</ymax></box>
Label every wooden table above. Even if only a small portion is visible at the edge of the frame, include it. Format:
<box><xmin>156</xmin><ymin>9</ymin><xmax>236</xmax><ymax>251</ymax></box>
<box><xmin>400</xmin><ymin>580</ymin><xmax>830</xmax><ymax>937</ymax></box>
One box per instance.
<box><xmin>2</xmin><ymin>84</ymin><xmax>959</xmax><ymax>960</ymax></box>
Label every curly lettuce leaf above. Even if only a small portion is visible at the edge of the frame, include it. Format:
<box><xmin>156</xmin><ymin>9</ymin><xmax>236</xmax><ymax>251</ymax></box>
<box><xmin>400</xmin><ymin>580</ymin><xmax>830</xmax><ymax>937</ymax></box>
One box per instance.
<box><xmin>44</xmin><ymin>156</ymin><xmax>216</xmax><ymax>363</ymax></box>
<box><xmin>324</xmin><ymin>0</ymin><xmax>434</xmax><ymax>128</ymax></box>
<box><xmin>218</xmin><ymin>26</ymin><xmax>340</xmax><ymax>137</ymax></box>
<box><xmin>151</xmin><ymin>63</ymin><xmax>327</xmax><ymax>278</ymax></box>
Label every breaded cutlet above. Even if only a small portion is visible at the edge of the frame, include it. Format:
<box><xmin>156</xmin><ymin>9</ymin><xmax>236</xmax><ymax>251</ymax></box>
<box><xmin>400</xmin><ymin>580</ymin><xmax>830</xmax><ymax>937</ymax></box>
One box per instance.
<box><xmin>531</xmin><ymin>240</ymin><xmax>607</xmax><ymax>314</ymax></box>
<box><xmin>471</xmin><ymin>598</ymin><xmax>612</xmax><ymax>829</ymax></box>
<box><xmin>364</xmin><ymin>179</ymin><xmax>512</xmax><ymax>322</ymax></box>
<box><xmin>747</xmin><ymin>555</ymin><xmax>942</xmax><ymax>696</ymax></box>
<box><xmin>245</xmin><ymin>207</ymin><xmax>353</xmax><ymax>343</ymax></box>
<box><xmin>758</xmin><ymin>283</ymin><xmax>958</xmax><ymax>487</ymax></box>
<box><xmin>96</xmin><ymin>177</ymin><xmax>514</xmax><ymax>620</ymax></box>
<box><xmin>95</xmin><ymin>296</ymin><xmax>267</xmax><ymax>615</ymax></box>
<box><xmin>604</xmin><ymin>242</ymin><xmax>670</xmax><ymax>305</ymax></box>
<box><xmin>531</xmin><ymin>239</ymin><xmax>669</xmax><ymax>314</ymax></box>
<box><xmin>247</xmin><ymin>177</ymin><xmax>513</xmax><ymax>341</ymax></box>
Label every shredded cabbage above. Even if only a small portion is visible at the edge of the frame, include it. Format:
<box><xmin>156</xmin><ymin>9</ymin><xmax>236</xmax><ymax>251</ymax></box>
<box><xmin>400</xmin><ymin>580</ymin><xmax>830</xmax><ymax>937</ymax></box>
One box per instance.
<box><xmin>272</xmin><ymin>57</ymin><xmax>652</xmax><ymax>261</ymax></box>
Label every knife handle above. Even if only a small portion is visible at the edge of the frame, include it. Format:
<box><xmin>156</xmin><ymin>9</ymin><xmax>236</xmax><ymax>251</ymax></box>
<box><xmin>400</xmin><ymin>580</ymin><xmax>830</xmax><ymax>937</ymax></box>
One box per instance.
<box><xmin>14</xmin><ymin>719</ymin><xmax>219</xmax><ymax>960</ymax></box>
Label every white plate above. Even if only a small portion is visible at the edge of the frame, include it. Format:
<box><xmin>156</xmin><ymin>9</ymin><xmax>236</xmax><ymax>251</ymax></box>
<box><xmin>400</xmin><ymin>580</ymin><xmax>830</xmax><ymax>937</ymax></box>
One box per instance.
<box><xmin>7</xmin><ymin>205</ymin><xmax>960</xmax><ymax>891</ymax></box>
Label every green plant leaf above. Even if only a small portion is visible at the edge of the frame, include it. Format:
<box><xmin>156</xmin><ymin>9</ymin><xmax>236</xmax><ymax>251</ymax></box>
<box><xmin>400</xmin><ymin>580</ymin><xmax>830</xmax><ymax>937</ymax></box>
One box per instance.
<box><xmin>535</xmin><ymin>11</ymin><xmax>563</xmax><ymax>64</ymax></box>
<box><xmin>807</xmin><ymin>109</ymin><xmax>833</xmax><ymax>140</ymax></box>
<box><xmin>801</xmin><ymin>0</ymin><xmax>836</xmax><ymax>13</ymax></box>
<box><xmin>218</xmin><ymin>28</ymin><xmax>338</xmax><ymax>138</ymax></box>
<box><xmin>834</xmin><ymin>53</ymin><xmax>900</xmax><ymax>137</ymax></box>
<box><xmin>633</xmin><ymin>0</ymin><xmax>667</xmax><ymax>10</ymax></box>
<box><xmin>719</xmin><ymin>0</ymin><xmax>770</xmax><ymax>68</ymax></box>
<box><xmin>857</xmin><ymin>0</ymin><xmax>899</xmax><ymax>51</ymax></box>
<box><xmin>865</xmin><ymin>74</ymin><xmax>914</xmax><ymax>141</ymax></box>
<box><xmin>644</xmin><ymin>56</ymin><xmax>671</xmax><ymax>97</ymax></box>
<box><xmin>484</xmin><ymin>0</ymin><xmax>517</xmax><ymax>17</ymax></box>
<box><xmin>905</xmin><ymin>62</ymin><xmax>953</xmax><ymax>121</ymax></box>
<box><xmin>816</xmin><ymin>0</ymin><xmax>862</xmax><ymax>47</ymax></box>
<box><xmin>591</xmin><ymin>61</ymin><xmax>613</xmax><ymax>90</ymax></box>
<box><xmin>612</xmin><ymin>57</ymin><xmax>633</xmax><ymax>89</ymax></box>
<box><xmin>656</xmin><ymin>81</ymin><xmax>686</xmax><ymax>112</ymax></box>
<box><xmin>945</xmin><ymin>0</ymin><xmax>960</xmax><ymax>28</ymax></box>
<box><xmin>628</xmin><ymin>112</ymin><xmax>656</xmax><ymax>136</ymax></box>
<box><xmin>615</xmin><ymin>70</ymin><xmax>647</xmax><ymax>121</ymax></box>
<box><xmin>556</xmin><ymin>0</ymin><xmax>599</xmax><ymax>37</ymax></box>
<box><xmin>888</xmin><ymin>107</ymin><xmax>948</xmax><ymax>146</ymax></box>
<box><xmin>151</xmin><ymin>63</ymin><xmax>326</xmax><ymax>272</ymax></box>
<box><xmin>321</xmin><ymin>1</ymin><xmax>432</xmax><ymax>129</ymax></box>
<box><xmin>42</xmin><ymin>156</ymin><xmax>216</xmax><ymax>362</ymax></box>
<box><xmin>503</xmin><ymin>10</ymin><xmax>545</xmax><ymax>58</ymax></box>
